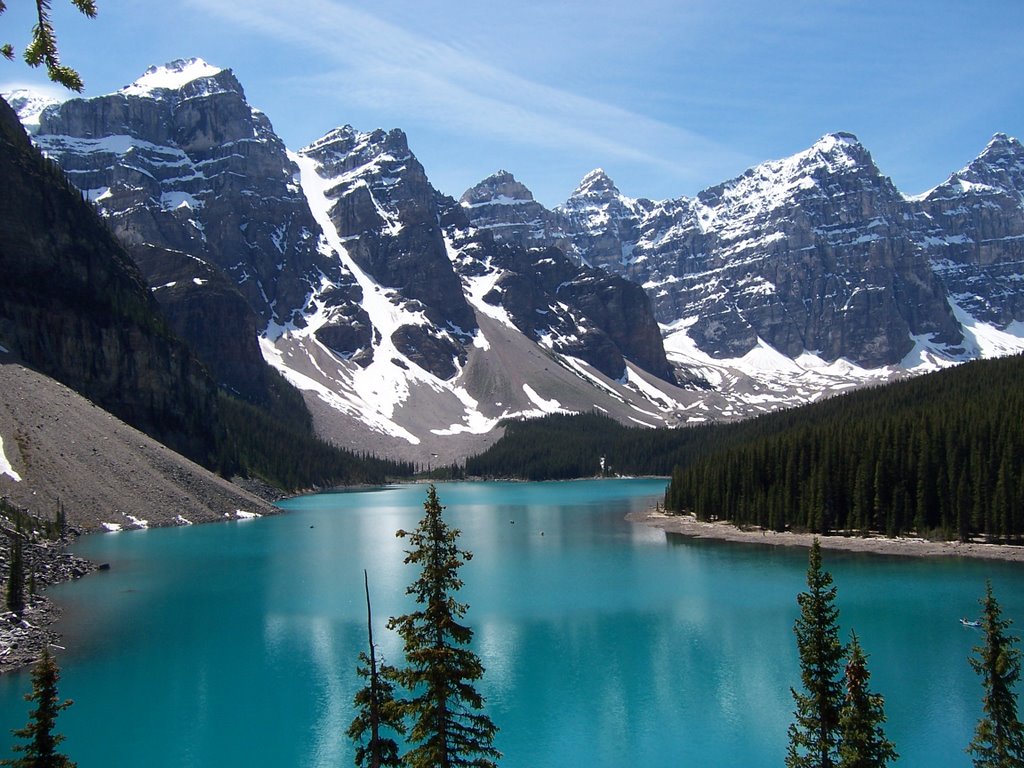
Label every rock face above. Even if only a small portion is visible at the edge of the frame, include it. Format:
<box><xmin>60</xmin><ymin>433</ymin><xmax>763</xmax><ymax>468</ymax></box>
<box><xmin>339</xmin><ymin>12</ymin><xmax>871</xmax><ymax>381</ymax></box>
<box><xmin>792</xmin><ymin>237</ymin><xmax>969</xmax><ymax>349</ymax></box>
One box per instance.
<box><xmin>28</xmin><ymin>59</ymin><xmax>364</xmax><ymax>407</ymax></box>
<box><xmin>460</xmin><ymin>170</ymin><xmax>570</xmax><ymax>252</ymax></box>
<box><xmin>556</xmin><ymin>169</ymin><xmax>655</xmax><ymax>272</ymax></box>
<box><xmin>914</xmin><ymin>133</ymin><xmax>1024</xmax><ymax>327</ymax></box>
<box><xmin>0</xmin><ymin>94</ymin><xmax>220</xmax><ymax>466</ymax></box>
<box><xmin>299</xmin><ymin>126</ymin><xmax>477</xmax><ymax>379</ymax></box>
<box><xmin>624</xmin><ymin>133</ymin><xmax>961</xmax><ymax>366</ymax></box>
<box><xmin>35</xmin><ymin>60</ymin><xmax>331</xmax><ymax>323</ymax></box>
<box><xmin>461</xmin><ymin>132</ymin><xmax>1024</xmax><ymax>369</ymax></box>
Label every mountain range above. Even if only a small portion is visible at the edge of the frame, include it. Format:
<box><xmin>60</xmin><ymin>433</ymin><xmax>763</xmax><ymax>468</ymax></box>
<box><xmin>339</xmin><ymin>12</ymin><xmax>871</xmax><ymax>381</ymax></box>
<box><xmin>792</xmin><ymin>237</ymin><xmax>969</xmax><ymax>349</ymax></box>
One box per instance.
<box><xmin>5</xmin><ymin>57</ymin><xmax>1024</xmax><ymax>466</ymax></box>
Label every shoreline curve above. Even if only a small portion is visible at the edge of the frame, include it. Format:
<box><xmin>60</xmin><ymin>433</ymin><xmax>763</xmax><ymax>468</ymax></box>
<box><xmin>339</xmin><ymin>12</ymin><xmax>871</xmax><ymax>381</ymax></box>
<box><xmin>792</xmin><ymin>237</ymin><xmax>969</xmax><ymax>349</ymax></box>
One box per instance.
<box><xmin>627</xmin><ymin>509</ymin><xmax>1024</xmax><ymax>563</ymax></box>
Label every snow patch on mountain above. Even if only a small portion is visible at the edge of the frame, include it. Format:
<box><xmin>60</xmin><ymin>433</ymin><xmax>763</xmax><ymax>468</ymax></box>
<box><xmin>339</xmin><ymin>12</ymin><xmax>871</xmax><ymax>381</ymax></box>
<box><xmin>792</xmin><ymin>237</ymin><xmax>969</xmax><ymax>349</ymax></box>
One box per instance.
<box><xmin>662</xmin><ymin>317</ymin><xmax>895</xmax><ymax>421</ymax></box>
<box><xmin>259</xmin><ymin>151</ymin><xmax>435</xmax><ymax>442</ymax></box>
<box><xmin>1</xmin><ymin>88</ymin><xmax>63</xmax><ymax>133</ymax></box>
<box><xmin>121</xmin><ymin>58</ymin><xmax>225</xmax><ymax>97</ymax></box>
<box><xmin>522</xmin><ymin>383</ymin><xmax>564</xmax><ymax>413</ymax></box>
<box><xmin>0</xmin><ymin>433</ymin><xmax>22</xmax><ymax>482</ymax></box>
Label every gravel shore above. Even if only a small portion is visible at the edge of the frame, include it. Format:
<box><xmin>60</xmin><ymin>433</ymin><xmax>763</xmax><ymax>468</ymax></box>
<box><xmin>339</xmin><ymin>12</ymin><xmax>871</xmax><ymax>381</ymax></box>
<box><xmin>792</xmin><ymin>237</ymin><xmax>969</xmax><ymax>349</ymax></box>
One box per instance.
<box><xmin>0</xmin><ymin>358</ymin><xmax>280</xmax><ymax>674</ymax></box>
<box><xmin>628</xmin><ymin>509</ymin><xmax>1024</xmax><ymax>562</ymax></box>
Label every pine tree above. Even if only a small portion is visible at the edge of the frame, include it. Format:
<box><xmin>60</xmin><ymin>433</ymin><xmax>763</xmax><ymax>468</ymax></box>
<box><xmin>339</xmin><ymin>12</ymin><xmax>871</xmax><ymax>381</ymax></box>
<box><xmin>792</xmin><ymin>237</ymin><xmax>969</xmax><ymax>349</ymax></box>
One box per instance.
<box><xmin>0</xmin><ymin>1</ymin><xmax>97</xmax><ymax>91</ymax></box>
<box><xmin>387</xmin><ymin>485</ymin><xmax>500</xmax><ymax>768</ymax></box>
<box><xmin>838</xmin><ymin>632</ymin><xmax>897</xmax><ymax>768</ymax></box>
<box><xmin>6</xmin><ymin>534</ymin><xmax>26</xmax><ymax>615</ymax></box>
<box><xmin>967</xmin><ymin>581</ymin><xmax>1024</xmax><ymax>767</ymax></box>
<box><xmin>2</xmin><ymin>647</ymin><xmax>76</xmax><ymax>768</ymax></box>
<box><xmin>787</xmin><ymin>538</ymin><xmax>845</xmax><ymax>768</ymax></box>
<box><xmin>347</xmin><ymin>571</ymin><xmax>404</xmax><ymax>768</ymax></box>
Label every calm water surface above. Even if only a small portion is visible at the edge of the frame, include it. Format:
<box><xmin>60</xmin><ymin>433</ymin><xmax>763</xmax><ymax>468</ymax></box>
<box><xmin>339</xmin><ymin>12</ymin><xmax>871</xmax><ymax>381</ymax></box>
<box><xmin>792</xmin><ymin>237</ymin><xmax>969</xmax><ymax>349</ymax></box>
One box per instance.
<box><xmin>1</xmin><ymin>479</ymin><xmax>1022</xmax><ymax>767</ymax></box>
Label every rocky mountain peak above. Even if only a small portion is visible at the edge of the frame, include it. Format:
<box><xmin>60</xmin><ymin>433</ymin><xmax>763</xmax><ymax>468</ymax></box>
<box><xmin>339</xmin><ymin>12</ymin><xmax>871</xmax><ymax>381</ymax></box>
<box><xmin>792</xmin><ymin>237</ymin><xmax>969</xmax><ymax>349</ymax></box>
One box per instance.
<box><xmin>460</xmin><ymin>170</ymin><xmax>536</xmax><ymax>207</ymax></box>
<box><xmin>457</xmin><ymin>169</ymin><xmax>570</xmax><ymax>253</ymax></box>
<box><xmin>940</xmin><ymin>133</ymin><xmax>1024</xmax><ymax>200</ymax></box>
<box><xmin>798</xmin><ymin>131</ymin><xmax>876</xmax><ymax>176</ymax></box>
<box><xmin>120</xmin><ymin>58</ymin><xmax>231</xmax><ymax>98</ymax></box>
<box><xmin>571</xmin><ymin>168</ymin><xmax>620</xmax><ymax>198</ymax></box>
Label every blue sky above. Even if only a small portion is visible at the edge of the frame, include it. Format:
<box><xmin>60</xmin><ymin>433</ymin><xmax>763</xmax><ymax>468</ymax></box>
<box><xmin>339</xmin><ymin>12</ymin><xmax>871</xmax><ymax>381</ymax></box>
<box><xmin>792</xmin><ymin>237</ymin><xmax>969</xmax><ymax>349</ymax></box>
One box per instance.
<box><xmin>2</xmin><ymin>0</ymin><xmax>1022</xmax><ymax>207</ymax></box>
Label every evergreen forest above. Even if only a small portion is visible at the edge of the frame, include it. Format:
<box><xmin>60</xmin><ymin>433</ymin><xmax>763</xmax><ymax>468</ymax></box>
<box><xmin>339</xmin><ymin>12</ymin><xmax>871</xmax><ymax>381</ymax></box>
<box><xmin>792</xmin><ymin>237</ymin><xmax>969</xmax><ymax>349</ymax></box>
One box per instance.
<box><xmin>214</xmin><ymin>392</ymin><xmax>413</xmax><ymax>491</ymax></box>
<box><xmin>469</xmin><ymin>353</ymin><xmax>1024</xmax><ymax>543</ymax></box>
<box><xmin>665</xmin><ymin>353</ymin><xmax>1024</xmax><ymax>541</ymax></box>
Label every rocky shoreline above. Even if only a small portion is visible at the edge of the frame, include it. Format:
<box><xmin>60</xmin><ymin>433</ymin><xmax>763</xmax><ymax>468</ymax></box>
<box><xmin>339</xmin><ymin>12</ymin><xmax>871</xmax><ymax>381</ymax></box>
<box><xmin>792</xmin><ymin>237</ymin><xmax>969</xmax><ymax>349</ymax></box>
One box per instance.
<box><xmin>628</xmin><ymin>509</ymin><xmax>1024</xmax><ymax>562</ymax></box>
<box><xmin>0</xmin><ymin>529</ymin><xmax>94</xmax><ymax>674</ymax></box>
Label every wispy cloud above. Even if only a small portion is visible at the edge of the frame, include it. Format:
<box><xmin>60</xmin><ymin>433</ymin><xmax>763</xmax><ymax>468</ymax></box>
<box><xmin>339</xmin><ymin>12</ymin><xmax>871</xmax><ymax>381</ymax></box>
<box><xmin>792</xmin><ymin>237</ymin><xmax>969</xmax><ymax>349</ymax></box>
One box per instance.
<box><xmin>188</xmin><ymin>0</ymin><xmax>747</xmax><ymax>185</ymax></box>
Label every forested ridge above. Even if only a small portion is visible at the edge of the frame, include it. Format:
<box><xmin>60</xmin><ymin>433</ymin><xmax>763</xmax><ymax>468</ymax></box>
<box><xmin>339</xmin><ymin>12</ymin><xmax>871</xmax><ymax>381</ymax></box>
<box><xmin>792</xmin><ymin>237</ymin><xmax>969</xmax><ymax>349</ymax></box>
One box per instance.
<box><xmin>464</xmin><ymin>411</ymin><xmax>706</xmax><ymax>480</ymax></box>
<box><xmin>215</xmin><ymin>393</ymin><xmax>413</xmax><ymax>491</ymax></box>
<box><xmin>469</xmin><ymin>354</ymin><xmax>1024</xmax><ymax>543</ymax></box>
<box><xmin>665</xmin><ymin>353</ymin><xmax>1024</xmax><ymax>541</ymax></box>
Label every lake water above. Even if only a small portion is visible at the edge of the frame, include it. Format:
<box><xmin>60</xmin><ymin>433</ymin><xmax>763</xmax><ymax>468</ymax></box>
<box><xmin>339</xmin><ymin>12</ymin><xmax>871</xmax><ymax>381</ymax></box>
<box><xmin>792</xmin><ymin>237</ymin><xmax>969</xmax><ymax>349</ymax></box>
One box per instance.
<box><xmin>1</xmin><ymin>479</ymin><xmax>1022</xmax><ymax>767</ymax></box>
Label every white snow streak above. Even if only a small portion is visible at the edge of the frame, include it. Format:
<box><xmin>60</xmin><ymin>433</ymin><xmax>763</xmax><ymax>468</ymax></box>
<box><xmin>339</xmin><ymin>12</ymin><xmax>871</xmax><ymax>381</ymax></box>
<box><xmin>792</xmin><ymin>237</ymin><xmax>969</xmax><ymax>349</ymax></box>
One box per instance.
<box><xmin>0</xmin><ymin>434</ymin><xmax>22</xmax><ymax>482</ymax></box>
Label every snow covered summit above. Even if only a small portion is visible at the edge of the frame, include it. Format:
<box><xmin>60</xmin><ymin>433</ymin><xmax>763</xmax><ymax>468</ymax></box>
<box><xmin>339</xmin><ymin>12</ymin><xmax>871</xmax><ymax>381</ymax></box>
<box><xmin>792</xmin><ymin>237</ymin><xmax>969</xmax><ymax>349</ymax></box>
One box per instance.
<box><xmin>121</xmin><ymin>57</ymin><xmax>226</xmax><ymax>96</ymax></box>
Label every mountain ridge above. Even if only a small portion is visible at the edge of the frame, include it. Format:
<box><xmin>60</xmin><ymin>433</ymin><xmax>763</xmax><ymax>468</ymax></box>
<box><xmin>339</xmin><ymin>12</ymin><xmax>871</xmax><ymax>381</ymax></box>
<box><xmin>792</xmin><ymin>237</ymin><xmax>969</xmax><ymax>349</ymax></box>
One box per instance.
<box><xmin>7</xmin><ymin>60</ymin><xmax>1024</xmax><ymax>464</ymax></box>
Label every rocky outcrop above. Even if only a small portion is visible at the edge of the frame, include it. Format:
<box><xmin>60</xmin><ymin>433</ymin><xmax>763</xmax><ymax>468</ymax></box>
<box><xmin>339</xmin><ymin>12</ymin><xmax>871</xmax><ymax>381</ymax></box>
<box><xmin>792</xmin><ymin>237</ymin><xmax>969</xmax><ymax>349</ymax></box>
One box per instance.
<box><xmin>608</xmin><ymin>135</ymin><xmax>964</xmax><ymax>366</ymax></box>
<box><xmin>464</xmin><ymin>135</ymin><xmax>985</xmax><ymax>369</ymax></box>
<box><xmin>914</xmin><ymin>133</ymin><xmax>1024</xmax><ymax>327</ymax></box>
<box><xmin>0</xmin><ymin>94</ymin><xmax>220</xmax><ymax>466</ymax></box>
<box><xmin>299</xmin><ymin>126</ymin><xmax>477</xmax><ymax>379</ymax></box>
<box><xmin>443</xmin><ymin>202</ymin><xmax>674</xmax><ymax>382</ymax></box>
<box><xmin>555</xmin><ymin>169</ymin><xmax>654</xmax><ymax>271</ymax></box>
<box><xmin>26</xmin><ymin>59</ymin><xmax>375</xmax><ymax>408</ymax></box>
<box><xmin>33</xmin><ymin>60</ymin><xmax>337</xmax><ymax>326</ymax></box>
<box><xmin>460</xmin><ymin>170</ymin><xmax>571</xmax><ymax>252</ymax></box>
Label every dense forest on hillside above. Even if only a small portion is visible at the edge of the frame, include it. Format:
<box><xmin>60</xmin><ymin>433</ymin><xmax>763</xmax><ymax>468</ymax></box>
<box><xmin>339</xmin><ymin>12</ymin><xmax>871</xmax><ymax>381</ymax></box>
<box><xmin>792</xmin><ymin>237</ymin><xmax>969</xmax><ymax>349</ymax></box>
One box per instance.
<box><xmin>465</xmin><ymin>411</ymin><xmax>709</xmax><ymax>479</ymax></box>
<box><xmin>665</xmin><ymin>353</ymin><xmax>1024</xmax><ymax>541</ymax></box>
<box><xmin>469</xmin><ymin>354</ymin><xmax>1024</xmax><ymax>543</ymax></box>
<box><xmin>215</xmin><ymin>393</ymin><xmax>413</xmax><ymax>490</ymax></box>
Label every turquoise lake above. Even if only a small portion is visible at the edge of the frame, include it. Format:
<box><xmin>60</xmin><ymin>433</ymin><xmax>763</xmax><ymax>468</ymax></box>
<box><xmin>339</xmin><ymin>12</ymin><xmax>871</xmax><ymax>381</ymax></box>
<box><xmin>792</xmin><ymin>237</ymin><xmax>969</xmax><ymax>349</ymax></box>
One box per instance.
<box><xmin>2</xmin><ymin>479</ymin><xmax>1023</xmax><ymax>766</ymax></box>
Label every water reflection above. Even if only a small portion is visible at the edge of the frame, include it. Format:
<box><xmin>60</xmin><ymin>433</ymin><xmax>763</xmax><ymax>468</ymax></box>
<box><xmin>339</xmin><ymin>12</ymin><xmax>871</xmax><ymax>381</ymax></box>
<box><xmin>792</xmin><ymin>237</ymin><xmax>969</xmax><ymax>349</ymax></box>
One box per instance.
<box><xmin>1</xmin><ymin>480</ymin><xmax>1019</xmax><ymax>768</ymax></box>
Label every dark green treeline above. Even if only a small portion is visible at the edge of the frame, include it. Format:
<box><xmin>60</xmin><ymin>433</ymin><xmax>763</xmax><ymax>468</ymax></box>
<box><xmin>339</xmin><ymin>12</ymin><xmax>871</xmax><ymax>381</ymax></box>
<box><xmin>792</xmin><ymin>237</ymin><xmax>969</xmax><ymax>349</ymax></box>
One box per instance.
<box><xmin>665</xmin><ymin>353</ymin><xmax>1024</xmax><ymax>541</ymax></box>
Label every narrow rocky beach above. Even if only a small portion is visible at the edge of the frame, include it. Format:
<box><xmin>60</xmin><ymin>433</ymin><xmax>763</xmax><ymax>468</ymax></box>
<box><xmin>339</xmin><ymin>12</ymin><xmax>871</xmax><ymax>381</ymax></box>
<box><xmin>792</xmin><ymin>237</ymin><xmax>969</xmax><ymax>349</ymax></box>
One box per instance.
<box><xmin>628</xmin><ymin>509</ymin><xmax>1024</xmax><ymax>563</ymax></box>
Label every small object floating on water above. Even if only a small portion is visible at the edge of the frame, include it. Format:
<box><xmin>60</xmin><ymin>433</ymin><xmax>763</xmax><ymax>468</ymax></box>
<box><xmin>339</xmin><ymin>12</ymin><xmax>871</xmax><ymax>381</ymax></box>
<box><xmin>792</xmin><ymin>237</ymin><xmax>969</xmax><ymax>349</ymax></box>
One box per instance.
<box><xmin>960</xmin><ymin>617</ymin><xmax>982</xmax><ymax>628</ymax></box>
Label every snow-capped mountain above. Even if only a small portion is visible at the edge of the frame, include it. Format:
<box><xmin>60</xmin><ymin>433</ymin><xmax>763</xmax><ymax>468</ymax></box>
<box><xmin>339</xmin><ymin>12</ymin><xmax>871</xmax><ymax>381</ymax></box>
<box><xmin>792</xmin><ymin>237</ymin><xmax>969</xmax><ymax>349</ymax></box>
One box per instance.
<box><xmin>913</xmin><ymin>133</ymin><xmax>1024</xmax><ymax>329</ymax></box>
<box><xmin>463</xmin><ymin>132</ymin><xmax>1024</xmax><ymax>374</ymax></box>
<box><xmin>8</xmin><ymin>59</ymin><xmax>1024</xmax><ymax>464</ymax></box>
<box><xmin>8</xmin><ymin>60</ymin><xmax>687</xmax><ymax>463</ymax></box>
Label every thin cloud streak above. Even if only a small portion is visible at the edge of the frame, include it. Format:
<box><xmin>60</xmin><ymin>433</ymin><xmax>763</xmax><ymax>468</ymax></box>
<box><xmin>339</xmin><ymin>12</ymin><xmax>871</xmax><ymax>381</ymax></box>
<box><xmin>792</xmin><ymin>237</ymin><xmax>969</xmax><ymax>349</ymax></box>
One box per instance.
<box><xmin>189</xmin><ymin>0</ymin><xmax>748</xmax><ymax>186</ymax></box>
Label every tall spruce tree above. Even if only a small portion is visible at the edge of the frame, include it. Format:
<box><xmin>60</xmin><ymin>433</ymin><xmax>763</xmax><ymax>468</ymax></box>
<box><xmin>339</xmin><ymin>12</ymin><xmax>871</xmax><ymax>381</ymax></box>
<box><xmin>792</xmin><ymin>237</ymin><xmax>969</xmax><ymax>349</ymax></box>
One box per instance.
<box><xmin>6</xmin><ymin>533</ymin><xmax>25</xmax><ymax>615</ymax></box>
<box><xmin>347</xmin><ymin>571</ymin><xmax>404</xmax><ymax>768</ymax></box>
<box><xmin>787</xmin><ymin>538</ymin><xmax>845</xmax><ymax>768</ymax></box>
<box><xmin>2</xmin><ymin>647</ymin><xmax>75</xmax><ymax>768</ymax></box>
<box><xmin>387</xmin><ymin>485</ymin><xmax>500</xmax><ymax>768</ymax></box>
<box><xmin>837</xmin><ymin>632</ymin><xmax>897</xmax><ymax>768</ymax></box>
<box><xmin>967</xmin><ymin>581</ymin><xmax>1024</xmax><ymax>767</ymax></box>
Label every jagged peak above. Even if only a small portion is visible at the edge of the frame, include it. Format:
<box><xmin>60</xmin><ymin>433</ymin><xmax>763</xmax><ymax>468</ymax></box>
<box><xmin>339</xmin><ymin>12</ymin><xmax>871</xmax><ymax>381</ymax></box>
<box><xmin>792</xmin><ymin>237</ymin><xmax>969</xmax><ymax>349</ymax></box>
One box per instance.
<box><xmin>303</xmin><ymin>125</ymin><xmax>360</xmax><ymax>151</ymax></box>
<box><xmin>976</xmin><ymin>132</ymin><xmax>1024</xmax><ymax>160</ymax></box>
<box><xmin>460</xmin><ymin>170</ymin><xmax>536</xmax><ymax>206</ymax></box>
<box><xmin>572</xmin><ymin>168</ymin><xmax>619</xmax><ymax>197</ymax></box>
<box><xmin>927</xmin><ymin>132</ymin><xmax>1024</xmax><ymax>201</ymax></box>
<box><xmin>812</xmin><ymin>131</ymin><xmax>861</xmax><ymax>151</ymax></box>
<box><xmin>802</xmin><ymin>131</ymin><xmax>876</xmax><ymax>171</ymax></box>
<box><xmin>120</xmin><ymin>58</ymin><xmax>229</xmax><ymax>97</ymax></box>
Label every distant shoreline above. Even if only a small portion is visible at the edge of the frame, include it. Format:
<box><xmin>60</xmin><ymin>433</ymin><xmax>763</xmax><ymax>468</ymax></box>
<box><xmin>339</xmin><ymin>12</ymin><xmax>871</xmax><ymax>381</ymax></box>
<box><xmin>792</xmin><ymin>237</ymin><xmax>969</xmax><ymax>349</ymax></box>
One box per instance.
<box><xmin>627</xmin><ymin>509</ymin><xmax>1024</xmax><ymax>563</ymax></box>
